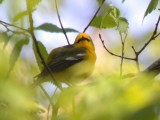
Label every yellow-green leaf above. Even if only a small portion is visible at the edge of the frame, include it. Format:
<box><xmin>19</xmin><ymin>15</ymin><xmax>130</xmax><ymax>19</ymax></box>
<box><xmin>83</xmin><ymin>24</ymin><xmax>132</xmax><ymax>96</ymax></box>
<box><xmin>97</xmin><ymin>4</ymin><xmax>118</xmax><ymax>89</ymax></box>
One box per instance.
<box><xmin>33</xmin><ymin>41</ymin><xmax>48</xmax><ymax>70</ymax></box>
<box><xmin>143</xmin><ymin>0</ymin><xmax>158</xmax><ymax>20</ymax></box>
<box><xmin>90</xmin><ymin>15</ymin><xmax>117</xmax><ymax>28</ymax></box>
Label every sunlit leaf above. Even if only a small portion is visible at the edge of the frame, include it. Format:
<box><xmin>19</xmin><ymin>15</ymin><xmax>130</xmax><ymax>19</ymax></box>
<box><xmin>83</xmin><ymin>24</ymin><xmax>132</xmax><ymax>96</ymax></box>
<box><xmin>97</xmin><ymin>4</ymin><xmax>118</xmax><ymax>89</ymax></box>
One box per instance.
<box><xmin>0</xmin><ymin>82</ymin><xmax>36</xmax><ymax>120</ymax></box>
<box><xmin>90</xmin><ymin>15</ymin><xmax>117</xmax><ymax>28</ymax></box>
<box><xmin>35</xmin><ymin>23</ymin><xmax>79</xmax><ymax>33</ymax></box>
<box><xmin>59</xmin><ymin>75</ymin><xmax>160</xmax><ymax>120</ymax></box>
<box><xmin>117</xmin><ymin>17</ymin><xmax>129</xmax><ymax>33</ymax></box>
<box><xmin>28</xmin><ymin>0</ymin><xmax>42</xmax><ymax>10</ymax></box>
<box><xmin>13</xmin><ymin>11</ymin><xmax>28</xmax><ymax>22</ymax></box>
<box><xmin>0</xmin><ymin>49</ymin><xmax>8</xmax><ymax>79</ymax></box>
<box><xmin>9</xmin><ymin>39</ymin><xmax>29</xmax><ymax>71</ymax></box>
<box><xmin>143</xmin><ymin>0</ymin><xmax>158</xmax><ymax>20</ymax></box>
<box><xmin>33</xmin><ymin>41</ymin><xmax>48</xmax><ymax>70</ymax></box>
<box><xmin>0</xmin><ymin>32</ymin><xmax>9</xmax><ymax>44</ymax></box>
<box><xmin>109</xmin><ymin>6</ymin><xmax>120</xmax><ymax>18</ymax></box>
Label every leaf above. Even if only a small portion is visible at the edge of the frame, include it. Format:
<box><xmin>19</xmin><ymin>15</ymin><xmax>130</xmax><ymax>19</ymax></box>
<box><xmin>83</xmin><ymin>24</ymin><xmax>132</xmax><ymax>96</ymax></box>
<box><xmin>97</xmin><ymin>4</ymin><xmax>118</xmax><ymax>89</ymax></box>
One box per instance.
<box><xmin>9</xmin><ymin>39</ymin><xmax>29</xmax><ymax>71</ymax></box>
<box><xmin>35</xmin><ymin>23</ymin><xmax>79</xmax><ymax>33</ymax></box>
<box><xmin>0</xmin><ymin>32</ymin><xmax>9</xmax><ymax>43</ymax></box>
<box><xmin>28</xmin><ymin>0</ymin><xmax>42</xmax><ymax>10</ymax></box>
<box><xmin>33</xmin><ymin>41</ymin><xmax>48</xmax><ymax>70</ymax></box>
<box><xmin>117</xmin><ymin>17</ymin><xmax>129</xmax><ymax>33</ymax></box>
<box><xmin>0</xmin><ymin>32</ymin><xmax>12</xmax><ymax>49</ymax></box>
<box><xmin>109</xmin><ymin>6</ymin><xmax>120</xmax><ymax>18</ymax></box>
<box><xmin>143</xmin><ymin>0</ymin><xmax>158</xmax><ymax>20</ymax></box>
<box><xmin>122</xmin><ymin>0</ymin><xmax>126</xmax><ymax>3</ymax></box>
<box><xmin>97</xmin><ymin>0</ymin><xmax>105</xmax><ymax>6</ymax></box>
<box><xmin>0</xmin><ymin>0</ymin><xmax>4</xmax><ymax>4</ymax></box>
<box><xmin>90</xmin><ymin>15</ymin><xmax>117</xmax><ymax>28</ymax></box>
<box><xmin>13</xmin><ymin>11</ymin><xmax>28</xmax><ymax>22</ymax></box>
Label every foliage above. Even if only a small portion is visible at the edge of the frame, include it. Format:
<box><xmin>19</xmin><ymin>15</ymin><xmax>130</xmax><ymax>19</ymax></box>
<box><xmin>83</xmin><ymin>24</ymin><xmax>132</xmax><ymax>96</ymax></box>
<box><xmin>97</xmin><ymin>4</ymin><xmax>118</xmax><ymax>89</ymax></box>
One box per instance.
<box><xmin>90</xmin><ymin>5</ymin><xmax>128</xmax><ymax>33</ymax></box>
<box><xmin>0</xmin><ymin>0</ymin><xmax>160</xmax><ymax>120</ymax></box>
<box><xmin>9</xmin><ymin>39</ymin><xmax>29</xmax><ymax>71</ymax></box>
<box><xmin>143</xmin><ymin>0</ymin><xmax>159</xmax><ymax>20</ymax></box>
<box><xmin>56</xmin><ymin>75</ymin><xmax>160</xmax><ymax>120</ymax></box>
<box><xmin>35</xmin><ymin>23</ymin><xmax>79</xmax><ymax>33</ymax></box>
<box><xmin>33</xmin><ymin>41</ymin><xmax>48</xmax><ymax>70</ymax></box>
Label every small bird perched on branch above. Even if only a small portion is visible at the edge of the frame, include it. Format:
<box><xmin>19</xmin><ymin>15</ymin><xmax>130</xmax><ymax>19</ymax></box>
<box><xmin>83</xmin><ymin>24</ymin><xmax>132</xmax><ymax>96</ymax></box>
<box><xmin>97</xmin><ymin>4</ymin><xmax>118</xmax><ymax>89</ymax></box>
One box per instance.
<box><xmin>32</xmin><ymin>33</ymin><xmax>96</xmax><ymax>87</ymax></box>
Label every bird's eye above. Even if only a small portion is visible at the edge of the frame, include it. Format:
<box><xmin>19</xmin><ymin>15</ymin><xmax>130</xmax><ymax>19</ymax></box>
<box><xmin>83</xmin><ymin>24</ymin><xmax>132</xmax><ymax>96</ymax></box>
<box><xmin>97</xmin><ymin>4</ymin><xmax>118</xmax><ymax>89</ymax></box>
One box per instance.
<box><xmin>76</xmin><ymin>36</ymin><xmax>91</xmax><ymax>43</ymax></box>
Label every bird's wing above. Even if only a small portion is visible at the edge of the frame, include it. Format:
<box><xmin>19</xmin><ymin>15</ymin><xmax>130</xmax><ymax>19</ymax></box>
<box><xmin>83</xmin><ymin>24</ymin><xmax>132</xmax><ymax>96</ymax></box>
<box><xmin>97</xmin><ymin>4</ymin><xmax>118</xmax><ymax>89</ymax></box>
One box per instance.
<box><xmin>41</xmin><ymin>45</ymin><xmax>88</xmax><ymax>75</ymax></box>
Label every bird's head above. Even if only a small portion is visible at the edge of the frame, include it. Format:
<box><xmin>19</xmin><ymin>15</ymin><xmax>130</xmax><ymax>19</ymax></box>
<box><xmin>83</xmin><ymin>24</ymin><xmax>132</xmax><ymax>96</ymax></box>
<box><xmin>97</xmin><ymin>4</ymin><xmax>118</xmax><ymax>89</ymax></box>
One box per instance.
<box><xmin>74</xmin><ymin>33</ymin><xmax>95</xmax><ymax>51</ymax></box>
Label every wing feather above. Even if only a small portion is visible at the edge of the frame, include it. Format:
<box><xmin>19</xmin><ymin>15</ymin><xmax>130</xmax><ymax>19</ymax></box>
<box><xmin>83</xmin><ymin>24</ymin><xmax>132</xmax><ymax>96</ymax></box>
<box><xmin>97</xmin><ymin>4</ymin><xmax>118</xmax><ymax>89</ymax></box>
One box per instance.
<box><xmin>40</xmin><ymin>45</ymin><xmax>88</xmax><ymax>76</ymax></box>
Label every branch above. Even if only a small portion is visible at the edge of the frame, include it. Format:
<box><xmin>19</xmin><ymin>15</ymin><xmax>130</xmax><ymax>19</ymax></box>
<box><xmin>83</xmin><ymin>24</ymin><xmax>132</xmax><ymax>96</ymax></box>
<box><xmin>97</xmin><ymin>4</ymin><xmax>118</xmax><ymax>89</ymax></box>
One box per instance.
<box><xmin>137</xmin><ymin>15</ymin><xmax>160</xmax><ymax>55</ymax></box>
<box><xmin>55</xmin><ymin>0</ymin><xmax>70</xmax><ymax>45</ymax></box>
<box><xmin>83</xmin><ymin>0</ymin><xmax>105</xmax><ymax>33</ymax></box>
<box><xmin>40</xmin><ymin>85</ymin><xmax>53</xmax><ymax>105</ymax></box>
<box><xmin>99</xmin><ymin>34</ymin><xmax>135</xmax><ymax>60</ymax></box>
<box><xmin>26</xmin><ymin>0</ymin><xmax>62</xmax><ymax>90</ymax></box>
<box><xmin>0</xmin><ymin>20</ymin><xmax>29</xmax><ymax>32</ymax></box>
<box><xmin>131</xmin><ymin>46</ymin><xmax>140</xmax><ymax>71</ymax></box>
<box><xmin>119</xmin><ymin>32</ymin><xmax>127</xmax><ymax>77</ymax></box>
<box><xmin>130</xmin><ymin>15</ymin><xmax>160</xmax><ymax>71</ymax></box>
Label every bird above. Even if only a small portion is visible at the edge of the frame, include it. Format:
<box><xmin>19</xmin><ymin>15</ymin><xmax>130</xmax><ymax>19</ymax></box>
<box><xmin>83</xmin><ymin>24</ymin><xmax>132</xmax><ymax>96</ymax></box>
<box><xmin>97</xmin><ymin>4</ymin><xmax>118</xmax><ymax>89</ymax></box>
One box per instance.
<box><xmin>32</xmin><ymin>33</ymin><xmax>96</xmax><ymax>87</ymax></box>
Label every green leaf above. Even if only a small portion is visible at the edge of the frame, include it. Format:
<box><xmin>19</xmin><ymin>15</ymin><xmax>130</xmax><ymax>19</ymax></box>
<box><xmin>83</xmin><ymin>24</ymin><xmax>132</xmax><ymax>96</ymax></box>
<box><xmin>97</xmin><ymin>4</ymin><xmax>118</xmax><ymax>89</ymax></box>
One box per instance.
<box><xmin>117</xmin><ymin>17</ymin><xmax>129</xmax><ymax>33</ymax></box>
<box><xmin>109</xmin><ymin>6</ymin><xmax>120</xmax><ymax>18</ymax></box>
<box><xmin>9</xmin><ymin>39</ymin><xmax>29</xmax><ymax>71</ymax></box>
<box><xmin>0</xmin><ymin>32</ymin><xmax>9</xmax><ymax>43</ymax></box>
<box><xmin>28</xmin><ymin>0</ymin><xmax>42</xmax><ymax>10</ymax></box>
<box><xmin>97</xmin><ymin>0</ymin><xmax>105</xmax><ymax>6</ymax></box>
<box><xmin>35</xmin><ymin>23</ymin><xmax>79</xmax><ymax>33</ymax></box>
<box><xmin>90</xmin><ymin>15</ymin><xmax>117</xmax><ymax>28</ymax></box>
<box><xmin>33</xmin><ymin>41</ymin><xmax>48</xmax><ymax>70</ymax></box>
<box><xmin>13</xmin><ymin>11</ymin><xmax>28</xmax><ymax>22</ymax></box>
<box><xmin>122</xmin><ymin>0</ymin><xmax>126</xmax><ymax>3</ymax></box>
<box><xmin>0</xmin><ymin>32</ymin><xmax>12</xmax><ymax>49</ymax></box>
<box><xmin>143</xmin><ymin>0</ymin><xmax>158</xmax><ymax>20</ymax></box>
<box><xmin>0</xmin><ymin>0</ymin><xmax>4</xmax><ymax>4</ymax></box>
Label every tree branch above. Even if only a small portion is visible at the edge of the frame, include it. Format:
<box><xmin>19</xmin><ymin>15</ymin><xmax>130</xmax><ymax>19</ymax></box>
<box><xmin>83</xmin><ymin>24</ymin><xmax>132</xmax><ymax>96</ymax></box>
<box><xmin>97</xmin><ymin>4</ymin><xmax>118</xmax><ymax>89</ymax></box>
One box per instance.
<box><xmin>137</xmin><ymin>15</ymin><xmax>160</xmax><ymax>55</ymax></box>
<box><xmin>83</xmin><ymin>0</ymin><xmax>105</xmax><ymax>33</ymax></box>
<box><xmin>55</xmin><ymin>0</ymin><xmax>70</xmax><ymax>45</ymax></box>
<box><xmin>99</xmin><ymin>34</ymin><xmax>135</xmax><ymax>60</ymax></box>
<box><xmin>26</xmin><ymin>0</ymin><xmax>62</xmax><ymax>90</ymax></box>
<box><xmin>131</xmin><ymin>46</ymin><xmax>140</xmax><ymax>71</ymax></box>
<box><xmin>0</xmin><ymin>20</ymin><xmax>29</xmax><ymax>32</ymax></box>
<box><xmin>119</xmin><ymin>32</ymin><xmax>127</xmax><ymax>77</ymax></box>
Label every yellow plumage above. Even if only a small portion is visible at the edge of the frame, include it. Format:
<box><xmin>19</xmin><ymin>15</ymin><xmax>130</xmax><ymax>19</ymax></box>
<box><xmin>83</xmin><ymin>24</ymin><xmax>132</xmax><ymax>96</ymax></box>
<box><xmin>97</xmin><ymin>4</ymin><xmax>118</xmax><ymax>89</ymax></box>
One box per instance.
<box><xmin>33</xmin><ymin>33</ymin><xmax>96</xmax><ymax>86</ymax></box>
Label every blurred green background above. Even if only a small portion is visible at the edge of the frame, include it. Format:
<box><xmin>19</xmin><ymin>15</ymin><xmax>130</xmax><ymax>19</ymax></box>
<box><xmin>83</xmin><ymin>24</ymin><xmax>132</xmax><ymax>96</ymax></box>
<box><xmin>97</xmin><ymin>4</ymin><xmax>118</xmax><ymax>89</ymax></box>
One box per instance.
<box><xmin>0</xmin><ymin>0</ymin><xmax>160</xmax><ymax>120</ymax></box>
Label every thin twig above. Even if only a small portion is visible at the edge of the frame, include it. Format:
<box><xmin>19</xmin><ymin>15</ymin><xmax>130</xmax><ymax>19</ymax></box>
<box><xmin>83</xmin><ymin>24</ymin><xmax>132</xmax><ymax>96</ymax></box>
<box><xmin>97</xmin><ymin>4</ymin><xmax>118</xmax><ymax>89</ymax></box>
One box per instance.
<box><xmin>132</xmin><ymin>46</ymin><xmax>140</xmax><ymax>71</ymax></box>
<box><xmin>1</xmin><ymin>22</ymin><xmax>28</xmax><ymax>35</ymax></box>
<box><xmin>26</xmin><ymin>0</ymin><xmax>62</xmax><ymax>90</ymax></box>
<box><xmin>0</xmin><ymin>20</ymin><xmax>29</xmax><ymax>32</ymax></box>
<box><xmin>40</xmin><ymin>85</ymin><xmax>53</xmax><ymax>105</ymax></box>
<box><xmin>55</xmin><ymin>0</ymin><xmax>70</xmax><ymax>45</ymax></box>
<box><xmin>47</xmin><ymin>104</ymin><xmax>51</xmax><ymax>120</ymax></box>
<box><xmin>99</xmin><ymin>34</ymin><xmax>135</xmax><ymax>60</ymax></box>
<box><xmin>119</xmin><ymin>32</ymin><xmax>127</xmax><ymax>77</ymax></box>
<box><xmin>137</xmin><ymin>15</ymin><xmax>160</xmax><ymax>55</ymax></box>
<box><xmin>83</xmin><ymin>0</ymin><xmax>105</xmax><ymax>33</ymax></box>
<box><xmin>131</xmin><ymin>15</ymin><xmax>160</xmax><ymax>71</ymax></box>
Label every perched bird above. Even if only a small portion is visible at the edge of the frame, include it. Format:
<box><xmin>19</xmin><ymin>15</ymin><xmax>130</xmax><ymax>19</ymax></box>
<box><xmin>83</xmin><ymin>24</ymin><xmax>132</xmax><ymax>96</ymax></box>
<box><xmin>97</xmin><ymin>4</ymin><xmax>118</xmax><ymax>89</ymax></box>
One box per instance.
<box><xmin>32</xmin><ymin>33</ymin><xmax>96</xmax><ymax>87</ymax></box>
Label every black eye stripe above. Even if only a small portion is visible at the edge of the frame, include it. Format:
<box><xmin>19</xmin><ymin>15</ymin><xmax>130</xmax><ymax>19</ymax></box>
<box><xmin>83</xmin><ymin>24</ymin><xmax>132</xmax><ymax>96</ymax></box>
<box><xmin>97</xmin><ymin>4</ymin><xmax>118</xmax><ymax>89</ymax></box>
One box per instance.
<box><xmin>76</xmin><ymin>36</ymin><xmax>91</xmax><ymax>43</ymax></box>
